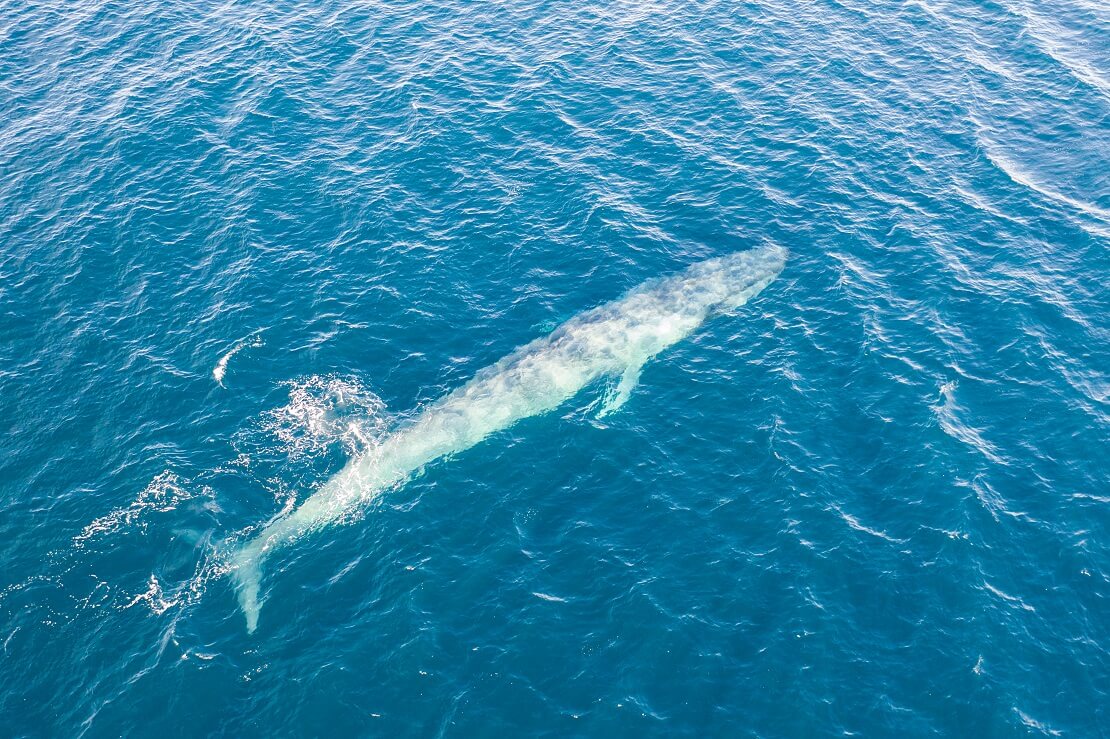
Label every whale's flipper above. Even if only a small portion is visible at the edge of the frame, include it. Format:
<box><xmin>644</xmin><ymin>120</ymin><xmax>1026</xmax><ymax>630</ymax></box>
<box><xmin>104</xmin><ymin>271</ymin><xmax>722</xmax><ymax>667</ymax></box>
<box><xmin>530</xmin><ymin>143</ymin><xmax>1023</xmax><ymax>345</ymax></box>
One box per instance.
<box><xmin>598</xmin><ymin>362</ymin><xmax>642</xmax><ymax>418</ymax></box>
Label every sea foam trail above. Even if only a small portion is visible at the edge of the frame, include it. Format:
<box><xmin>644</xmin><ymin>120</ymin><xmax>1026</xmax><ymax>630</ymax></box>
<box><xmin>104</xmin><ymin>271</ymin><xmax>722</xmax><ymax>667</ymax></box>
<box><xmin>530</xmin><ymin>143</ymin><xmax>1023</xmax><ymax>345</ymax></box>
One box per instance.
<box><xmin>232</xmin><ymin>246</ymin><xmax>788</xmax><ymax>631</ymax></box>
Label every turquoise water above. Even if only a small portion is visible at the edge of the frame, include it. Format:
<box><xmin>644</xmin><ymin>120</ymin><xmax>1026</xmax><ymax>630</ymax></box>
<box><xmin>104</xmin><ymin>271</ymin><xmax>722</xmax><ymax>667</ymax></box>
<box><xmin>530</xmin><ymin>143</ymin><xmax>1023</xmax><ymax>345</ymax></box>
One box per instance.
<box><xmin>1</xmin><ymin>0</ymin><xmax>1107</xmax><ymax>735</ymax></box>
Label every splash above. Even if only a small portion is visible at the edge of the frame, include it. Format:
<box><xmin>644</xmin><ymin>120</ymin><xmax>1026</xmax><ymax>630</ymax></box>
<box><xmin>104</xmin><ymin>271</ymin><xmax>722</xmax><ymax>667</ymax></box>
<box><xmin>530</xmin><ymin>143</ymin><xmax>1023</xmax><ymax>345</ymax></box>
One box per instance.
<box><xmin>259</xmin><ymin>375</ymin><xmax>389</xmax><ymax>460</ymax></box>
<box><xmin>232</xmin><ymin>246</ymin><xmax>788</xmax><ymax>632</ymax></box>
<box><xmin>123</xmin><ymin>574</ymin><xmax>181</xmax><ymax>616</ymax></box>
<box><xmin>75</xmin><ymin>471</ymin><xmax>195</xmax><ymax>546</ymax></box>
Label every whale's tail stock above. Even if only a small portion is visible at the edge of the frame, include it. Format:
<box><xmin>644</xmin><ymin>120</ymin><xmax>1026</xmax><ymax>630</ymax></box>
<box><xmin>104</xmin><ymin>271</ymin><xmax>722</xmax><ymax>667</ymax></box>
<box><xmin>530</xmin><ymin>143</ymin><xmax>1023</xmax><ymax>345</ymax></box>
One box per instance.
<box><xmin>231</xmin><ymin>537</ymin><xmax>265</xmax><ymax>633</ymax></box>
<box><xmin>230</xmin><ymin>488</ymin><xmax>338</xmax><ymax>632</ymax></box>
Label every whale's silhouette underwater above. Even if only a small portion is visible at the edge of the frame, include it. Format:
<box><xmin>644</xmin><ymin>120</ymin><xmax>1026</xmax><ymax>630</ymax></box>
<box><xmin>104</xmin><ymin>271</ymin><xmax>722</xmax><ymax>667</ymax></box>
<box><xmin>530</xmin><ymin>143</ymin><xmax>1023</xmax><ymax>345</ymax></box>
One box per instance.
<box><xmin>232</xmin><ymin>245</ymin><xmax>787</xmax><ymax>631</ymax></box>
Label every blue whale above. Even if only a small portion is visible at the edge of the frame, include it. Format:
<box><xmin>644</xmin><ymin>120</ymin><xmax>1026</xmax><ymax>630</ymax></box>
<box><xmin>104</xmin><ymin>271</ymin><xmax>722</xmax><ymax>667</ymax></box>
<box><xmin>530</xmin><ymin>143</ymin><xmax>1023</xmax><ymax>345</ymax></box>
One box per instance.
<box><xmin>233</xmin><ymin>245</ymin><xmax>787</xmax><ymax>631</ymax></box>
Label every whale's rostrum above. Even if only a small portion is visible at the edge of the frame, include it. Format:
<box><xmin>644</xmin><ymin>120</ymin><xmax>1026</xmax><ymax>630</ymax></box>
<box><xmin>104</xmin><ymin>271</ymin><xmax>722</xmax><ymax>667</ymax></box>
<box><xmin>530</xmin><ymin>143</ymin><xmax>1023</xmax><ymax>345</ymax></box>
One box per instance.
<box><xmin>232</xmin><ymin>245</ymin><xmax>787</xmax><ymax>631</ymax></box>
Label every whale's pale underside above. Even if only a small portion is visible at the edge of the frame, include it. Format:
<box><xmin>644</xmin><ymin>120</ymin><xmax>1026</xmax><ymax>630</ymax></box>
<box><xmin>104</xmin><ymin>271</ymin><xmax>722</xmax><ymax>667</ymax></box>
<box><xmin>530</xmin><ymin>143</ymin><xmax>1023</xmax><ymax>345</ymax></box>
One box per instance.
<box><xmin>232</xmin><ymin>245</ymin><xmax>787</xmax><ymax>631</ymax></box>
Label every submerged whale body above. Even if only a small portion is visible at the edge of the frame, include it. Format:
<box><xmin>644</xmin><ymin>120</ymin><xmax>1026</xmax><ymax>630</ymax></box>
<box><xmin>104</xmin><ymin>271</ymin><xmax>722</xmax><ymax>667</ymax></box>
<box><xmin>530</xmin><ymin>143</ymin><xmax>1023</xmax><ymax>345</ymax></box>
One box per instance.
<box><xmin>232</xmin><ymin>245</ymin><xmax>788</xmax><ymax>631</ymax></box>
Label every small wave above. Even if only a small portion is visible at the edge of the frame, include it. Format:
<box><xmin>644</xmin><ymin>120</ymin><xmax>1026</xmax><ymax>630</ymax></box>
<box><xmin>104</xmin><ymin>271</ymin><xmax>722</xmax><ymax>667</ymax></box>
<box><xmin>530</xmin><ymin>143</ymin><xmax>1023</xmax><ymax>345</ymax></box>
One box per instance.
<box><xmin>1012</xmin><ymin>4</ymin><xmax>1110</xmax><ymax>103</ymax></box>
<box><xmin>213</xmin><ymin>332</ymin><xmax>264</xmax><ymax>387</ymax></box>
<box><xmin>983</xmin><ymin>581</ymin><xmax>1035</xmax><ymax>612</ymax></box>
<box><xmin>964</xmin><ymin>475</ymin><xmax>1025</xmax><ymax>522</ymax></box>
<box><xmin>833</xmin><ymin>506</ymin><xmax>906</xmax><ymax>544</ymax></box>
<box><xmin>932</xmin><ymin>381</ymin><xmax>1008</xmax><ymax>466</ymax></box>
<box><xmin>1013</xmin><ymin>707</ymin><xmax>1063</xmax><ymax>736</ymax></box>
<box><xmin>977</xmin><ymin>134</ymin><xmax>1110</xmax><ymax>227</ymax></box>
<box><xmin>532</xmin><ymin>591</ymin><xmax>568</xmax><ymax>602</ymax></box>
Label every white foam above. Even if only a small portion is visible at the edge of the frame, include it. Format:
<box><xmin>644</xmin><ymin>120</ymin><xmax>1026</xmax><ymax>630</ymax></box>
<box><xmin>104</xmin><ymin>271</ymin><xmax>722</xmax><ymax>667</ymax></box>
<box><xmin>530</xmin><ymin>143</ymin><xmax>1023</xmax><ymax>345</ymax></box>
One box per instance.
<box><xmin>834</xmin><ymin>506</ymin><xmax>905</xmax><ymax>544</ymax></box>
<box><xmin>260</xmin><ymin>375</ymin><xmax>389</xmax><ymax>460</ymax></box>
<box><xmin>76</xmin><ymin>470</ymin><xmax>194</xmax><ymax>546</ymax></box>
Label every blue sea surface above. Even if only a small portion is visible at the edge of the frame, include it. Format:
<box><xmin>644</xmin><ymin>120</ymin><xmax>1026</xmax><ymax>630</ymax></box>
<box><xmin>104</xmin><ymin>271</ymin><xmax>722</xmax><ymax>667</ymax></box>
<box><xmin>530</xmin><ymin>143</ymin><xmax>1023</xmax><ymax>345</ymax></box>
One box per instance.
<box><xmin>1</xmin><ymin>0</ymin><xmax>1107</xmax><ymax>735</ymax></box>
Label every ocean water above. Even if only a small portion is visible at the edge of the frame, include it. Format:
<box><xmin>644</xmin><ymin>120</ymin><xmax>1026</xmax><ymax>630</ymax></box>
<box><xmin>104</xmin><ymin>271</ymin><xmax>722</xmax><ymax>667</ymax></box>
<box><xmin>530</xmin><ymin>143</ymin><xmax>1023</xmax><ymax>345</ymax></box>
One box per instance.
<box><xmin>1</xmin><ymin>0</ymin><xmax>1107</xmax><ymax>735</ymax></box>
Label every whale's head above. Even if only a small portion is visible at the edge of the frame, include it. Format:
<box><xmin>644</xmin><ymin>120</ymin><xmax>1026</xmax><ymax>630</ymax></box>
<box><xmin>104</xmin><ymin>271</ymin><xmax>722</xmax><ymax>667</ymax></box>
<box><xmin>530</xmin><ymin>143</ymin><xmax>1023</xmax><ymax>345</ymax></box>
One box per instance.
<box><xmin>683</xmin><ymin>244</ymin><xmax>788</xmax><ymax>314</ymax></box>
